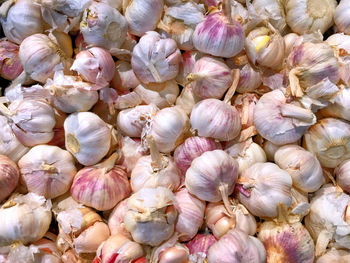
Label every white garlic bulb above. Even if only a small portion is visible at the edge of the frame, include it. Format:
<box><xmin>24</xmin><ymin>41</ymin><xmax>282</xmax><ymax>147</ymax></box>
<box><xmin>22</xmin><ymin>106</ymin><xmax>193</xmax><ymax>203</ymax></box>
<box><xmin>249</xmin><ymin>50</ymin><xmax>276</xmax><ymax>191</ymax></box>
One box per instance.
<box><xmin>0</xmin><ymin>155</ymin><xmax>19</xmax><ymax>203</ymax></box>
<box><xmin>335</xmin><ymin>0</ymin><xmax>350</xmax><ymax>35</ymax></box>
<box><xmin>319</xmin><ymin>87</ymin><xmax>350</xmax><ymax>121</ymax></box>
<box><xmin>335</xmin><ymin>160</ymin><xmax>350</xmax><ymax>193</ymax></box>
<box><xmin>64</xmin><ymin>112</ymin><xmax>112</xmax><ymax>166</ymax></box>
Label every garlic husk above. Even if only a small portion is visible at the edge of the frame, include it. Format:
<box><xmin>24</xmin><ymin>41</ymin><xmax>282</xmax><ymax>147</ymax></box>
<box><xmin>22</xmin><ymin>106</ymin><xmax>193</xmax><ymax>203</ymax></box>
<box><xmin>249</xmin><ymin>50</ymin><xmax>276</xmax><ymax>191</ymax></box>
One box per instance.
<box><xmin>258</xmin><ymin>221</ymin><xmax>315</xmax><ymax>263</ymax></box>
<box><xmin>335</xmin><ymin>160</ymin><xmax>350</xmax><ymax>193</ymax></box>
<box><xmin>285</xmin><ymin>0</ymin><xmax>336</xmax><ymax>34</ymax></box>
<box><xmin>284</xmin><ymin>33</ymin><xmax>304</xmax><ymax>57</ymax></box>
<box><xmin>254</xmin><ymin>89</ymin><xmax>316</xmax><ymax>145</ymax></box>
<box><xmin>175</xmin><ymin>188</ymin><xmax>206</xmax><ymax>242</ymax></box>
<box><xmin>275</xmin><ymin>145</ymin><xmax>324</xmax><ymax>192</ymax></box>
<box><xmin>176</xmin><ymin>50</ymin><xmax>203</xmax><ymax>86</ymax></box>
<box><xmin>207</xmin><ymin>229</ymin><xmax>266</xmax><ymax>263</ymax></box>
<box><xmin>131</xmin><ymin>31</ymin><xmax>181</xmax><ymax>84</ymax></box>
<box><xmin>237</xmin><ymin>162</ymin><xmax>293</xmax><ymax>218</ymax></box>
<box><xmin>0</xmin><ymin>193</ymin><xmax>52</xmax><ymax>246</ymax></box>
<box><xmin>52</xmin><ymin>30</ymin><xmax>73</xmax><ymax>58</ymax></box>
<box><xmin>119</xmin><ymin>136</ymin><xmax>147</xmax><ymax>174</ymax></box>
<box><xmin>175</xmin><ymin>86</ymin><xmax>201</xmax><ymax>115</ymax></box>
<box><xmin>18</xmin><ymin>145</ymin><xmax>76</xmax><ymax>199</ymax></box>
<box><xmin>80</xmin><ymin>1</ymin><xmax>127</xmax><ymax>50</ymax></box>
<box><xmin>0</xmin><ymin>155</ymin><xmax>19</xmax><ymax>203</ymax></box>
<box><xmin>4</xmin><ymin>84</ymin><xmax>50</xmax><ymax>103</ymax></box>
<box><xmin>335</xmin><ymin>0</ymin><xmax>350</xmax><ymax>35</ymax></box>
<box><xmin>94</xmin><ymin>87</ymin><xmax>119</xmax><ymax>124</ymax></box>
<box><xmin>111</xmin><ymin>61</ymin><xmax>140</xmax><ymax>92</ymax></box>
<box><xmin>236</xmin><ymin>63</ymin><xmax>262</xmax><ymax>93</ymax></box>
<box><xmin>124</xmin><ymin>187</ymin><xmax>177</xmax><ymax>246</ymax></box>
<box><xmin>303</xmin><ymin>118</ymin><xmax>350</xmax><ymax>168</ymax></box>
<box><xmin>107</xmin><ymin>199</ymin><xmax>131</xmax><ymax>238</ymax></box>
<box><xmin>0</xmin><ymin>40</ymin><xmax>23</xmax><ymax>81</ymax></box>
<box><xmin>316</xmin><ymin>248</ymin><xmax>350</xmax><ymax>263</ymax></box>
<box><xmin>61</xmin><ymin>249</ymin><xmax>91</xmax><ymax>263</ymax></box>
<box><xmin>64</xmin><ymin>112</ymin><xmax>112</xmax><ymax>166</ymax></box>
<box><xmin>319</xmin><ymin>87</ymin><xmax>350</xmax><ymax>121</ymax></box>
<box><xmin>233</xmin><ymin>93</ymin><xmax>259</xmax><ymax>130</ymax></box>
<box><xmin>186</xmin><ymin>234</ymin><xmax>216</xmax><ymax>263</ymax></box>
<box><xmin>124</xmin><ymin>0</ymin><xmax>164</xmax><ymax>37</ymax></box>
<box><xmin>0</xmin><ymin>0</ymin><xmax>44</xmax><ymax>44</ymax></box>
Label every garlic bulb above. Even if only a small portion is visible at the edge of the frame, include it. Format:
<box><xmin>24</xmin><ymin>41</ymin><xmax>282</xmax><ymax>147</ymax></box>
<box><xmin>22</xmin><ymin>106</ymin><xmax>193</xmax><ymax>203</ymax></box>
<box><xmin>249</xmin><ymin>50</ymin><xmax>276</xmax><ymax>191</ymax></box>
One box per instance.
<box><xmin>317</xmin><ymin>248</ymin><xmax>350</xmax><ymax>263</ymax></box>
<box><xmin>335</xmin><ymin>0</ymin><xmax>350</xmax><ymax>35</ymax></box>
<box><xmin>186</xmin><ymin>234</ymin><xmax>216</xmax><ymax>263</ymax></box>
<box><xmin>111</xmin><ymin>61</ymin><xmax>140</xmax><ymax>92</ymax></box>
<box><xmin>124</xmin><ymin>0</ymin><xmax>164</xmax><ymax>37</ymax></box>
<box><xmin>71</xmin><ymin>47</ymin><xmax>115</xmax><ymax>90</ymax></box>
<box><xmin>150</xmin><ymin>235</ymin><xmax>190</xmax><ymax>263</ymax></box>
<box><xmin>236</xmin><ymin>63</ymin><xmax>262</xmax><ymax>93</ymax></box>
<box><xmin>275</xmin><ymin>145</ymin><xmax>324</xmax><ymax>192</ymax></box>
<box><xmin>0</xmin><ymin>40</ymin><xmax>23</xmax><ymax>80</ymax></box>
<box><xmin>237</xmin><ymin>162</ymin><xmax>293</xmax><ymax>218</ymax></box>
<box><xmin>124</xmin><ymin>187</ymin><xmax>177</xmax><ymax>246</ymax></box>
<box><xmin>119</xmin><ymin>136</ymin><xmax>147</xmax><ymax>174</ymax></box>
<box><xmin>108</xmin><ymin>199</ymin><xmax>131</xmax><ymax>238</ymax></box>
<box><xmin>284</xmin><ymin>33</ymin><xmax>304</xmax><ymax>57</ymax></box>
<box><xmin>335</xmin><ymin>160</ymin><xmax>350</xmax><ymax>193</ymax></box>
<box><xmin>19</xmin><ymin>145</ymin><xmax>76</xmax><ymax>199</ymax></box>
<box><xmin>254</xmin><ymin>89</ymin><xmax>316</xmax><ymax>145</ymax></box>
<box><xmin>175</xmin><ymin>188</ymin><xmax>206</xmax><ymax>242</ymax></box>
<box><xmin>0</xmin><ymin>193</ymin><xmax>52</xmax><ymax>246</ymax></box>
<box><xmin>319</xmin><ymin>87</ymin><xmax>350</xmax><ymax>121</ymax></box>
<box><xmin>131</xmin><ymin>31</ymin><xmax>181</xmax><ymax>84</ymax></box>
<box><xmin>207</xmin><ymin>229</ymin><xmax>266</xmax><ymax>263</ymax></box>
<box><xmin>187</xmin><ymin>56</ymin><xmax>233</xmax><ymax>99</ymax></box>
<box><xmin>80</xmin><ymin>2</ymin><xmax>127</xmax><ymax>50</ymax></box>
<box><xmin>285</xmin><ymin>0</ymin><xmax>337</xmax><ymax>34</ymax></box>
<box><xmin>64</xmin><ymin>112</ymin><xmax>112</xmax><ymax>166</ymax></box>
<box><xmin>304</xmin><ymin>118</ymin><xmax>350</xmax><ymax>168</ymax></box>
<box><xmin>0</xmin><ymin>155</ymin><xmax>19</xmax><ymax>202</ymax></box>
<box><xmin>0</xmin><ymin>0</ymin><xmax>44</xmax><ymax>44</ymax></box>
<box><xmin>176</xmin><ymin>50</ymin><xmax>203</xmax><ymax>86</ymax></box>
<box><xmin>258</xmin><ymin>221</ymin><xmax>315</xmax><ymax>263</ymax></box>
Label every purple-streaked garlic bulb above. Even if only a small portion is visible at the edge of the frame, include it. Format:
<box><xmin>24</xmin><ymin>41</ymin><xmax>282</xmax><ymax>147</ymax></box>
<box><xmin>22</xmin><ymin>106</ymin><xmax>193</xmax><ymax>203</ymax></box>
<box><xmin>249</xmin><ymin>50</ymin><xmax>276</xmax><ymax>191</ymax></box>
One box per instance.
<box><xmin>0</xmin><ymin>155</ymin><xmax>19</xmax><ymax>203</ymax></box>
<box><xmin>236</xmin><ymin>63</ymin><xmax>262</xmax><ymax>93</ymax></box>
<box><xmin>335</xmin><ymin>0</ymin><xmax>350</xmax><ymax>34</ymax></box>
<box><xmin>0</xmin><ymin>40</ymin><xmax>23</xmax><ymax>80</ymax></box>
<box><xmin>119</xmin><ymin>136</ymin><xmax>147</xmax><ymax>174</ymax></box>
<box><xmin>18</xmin><ymin>145</ymin><xmax>76</xmax><ymax>199</ymax></box>
<box><xmin>335</xmin><ymin>160</ymin><xmax>350</xmax><ymax>193</ymax></box>
<box><xmin>108</xmin><ymin>199</ymin><xmax>131</xmax><ymax>238</ymax></box>
<box><xmin>111</xmin><ymin>61</ymin><xmax>140</xmax><ymax>92</ymax></box>
<box><xmin>186</xmin><ymin>234</ymin><xmax>216</xmax><ymax>263</ymax></box>
<box><xmin>131</xmin><ymin>31</ymin><xmax>181</xmax><ymax>84</ymax></box>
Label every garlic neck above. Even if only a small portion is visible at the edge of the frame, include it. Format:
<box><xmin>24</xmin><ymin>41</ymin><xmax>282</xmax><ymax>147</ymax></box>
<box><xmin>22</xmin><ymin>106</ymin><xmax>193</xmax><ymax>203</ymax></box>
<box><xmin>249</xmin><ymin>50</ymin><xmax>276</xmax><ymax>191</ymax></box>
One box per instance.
<box><xmin>147</xmin><ymin>135</ymin><xmax>165</xmax><ymax>171</ymax></box>
<box><xmin>186</xmin><ymin>73</ymin><xmax>204</xmax><ymax>83</ymax></box>
<box><xmin>94</xmin><ymin>152</ymin><xmax>119</xmax><ymax>172</ymax></box>
<box><xmin>222</xmin><ymin>0</ymin><xmax>233</xmax><ymax>24</ymax></box>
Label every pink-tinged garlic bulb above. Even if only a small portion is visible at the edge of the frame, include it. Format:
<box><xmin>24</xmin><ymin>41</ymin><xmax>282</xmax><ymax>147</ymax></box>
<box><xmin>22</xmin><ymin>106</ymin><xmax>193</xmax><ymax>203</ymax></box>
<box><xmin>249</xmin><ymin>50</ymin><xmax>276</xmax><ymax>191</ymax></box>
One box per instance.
<box><xmin>176</xmin><ymin>50</ymin><xmax>203</xmax><ymax>86</ymax></box>
<box><xmin>124</xmin><ymin>187</ymin><xmax>177</xmax><ymax>246</ymax></box>
<box><xmin>117</xmin><ymin>104</ymin><xmax>159</xmax><ymax>138</ymax></box>
<box><xmin>304</xmin><ymin>118</ymin><xmax>350</xmax><ymax>168</ymax></box>
<box><xmin>335</xmin><ymin>0</ymin><xmax>350</xmax><ymax>34</ymax></box>
<box><xmin>19</xmin><ymin>145</ymin><xmax>76</xmax><ymax>199</ymax></box>
<box><xmin>258</xmin><ymin>221</ymin><xmax>315</xmax><ymax>263</ymax></box>
<box><xmin>335</xmin><ymin>160</ymin><xmax>350</xmax><ymax>193</ymax></box>
<box><xmin>275</xmin><ymin>145</ymin><xmax>324</xmax><ymax>192</ymax></box>
<box><xmin>193</xmin><ymin>0</ymin><xmax>244</xmax><ymax>58</ymax></box>
<box><xmin>151</xmin><ymin>235</ymin><xmax>190</xmax><ymax>263</ymax></box>
<box><xmin>119</xmin><ymin>136</ymin><xmax>147</xmax><ymax>174</ymax></box>
<box><xmin>187</xmin><ymin>56</ymin><xmax>233</xmax><ymax>99</ymax></box>
<box><xmin>131</xmin><ymin>31</ymin><xmax>181</xmax><ymax>84</ymax></box>
<box><xmin>236</xmin><ymin>63</ymin><xmax>262</xmax><ymax>93</ymax></box>
<box><xmin>237</xmin><ymin>162</ymin><xmax>293</xmax><ymax>218</ymax></box>
<box><xmin>71</xmin><ymin>47</ymin><xmax>115</xmax><ymax>90</ymax></box>
<box><xmin>96</xmin><ymin>234</ymin><xmax>145</xmax><ymax>263</ymax></box>
<box><xmin>186</xmin><ymin>234</ymin><xmax>216</xmax><ymax>263</ymax></box>
<box><xmin>111</xmin><ymin>61</ymin><xmax>140</xmax><ymax>92</ymax></box>
<box><xmin>185</xmin><ymin>150</ymin><xmax>238</xmax><ymax>213</ymax></box>
<box><xmin>64</xmin><ymin>112</ymin><xmax>112</xmax><ymax>166</ymax></box>
<box><xmin>80</xmin><ymin>2</ymin><xmax>127</xmax><ymax>50</ymax></box>
<box><xmin>174</xmin><ymin>136</ymin><xmax>222</xmax><ymax>174</ymax></box>
<box><xmin>108</xmin><ymin>199</ymin><xmax>131</xmax><ymax>238</ymax></box>
<box><xmin>319</xmin><ymin>87</ymin><xmax>350</xmax><ymax>121</ymax></box>
<box><xmin>254</xmin><ymin>89</ymin><xmax>316</xmax><ymax>145</ymax></box>
<box><xmin>317</xmin><ymin>249</ymin><xmax>350</xmax><ymax>263</ymax></box>
<box><xmin>131</xmin><ymin>136</ymin><xmax>181</xmax><ymax>192</ymax></box>
<box><xmin>125</xmin><ymin>0</ymin><xmax>164</xmax><ymax>37</ymax></box>
<box><xmin>175</xmin><ymin>188</ymin><xmax>206</xmax><ymax>242</ymax></box>
<box><xmin>0</xmin><ymin>155</ymin><xmax>19</xmax><ymax>202</ymax></box>
<box><xmin>0</xmin><ymin>40</ymin><xmax>23</xmax><ymax>80</ymax></box>
<box><xmin>207</xmin><ymin>229</ymin><xmax>266</xmax><ymax>263</ymax></box>
<box><xmin>0</xmin><ymin>193</ymin><xmax>52</xmax><ymax>246</ymax></box>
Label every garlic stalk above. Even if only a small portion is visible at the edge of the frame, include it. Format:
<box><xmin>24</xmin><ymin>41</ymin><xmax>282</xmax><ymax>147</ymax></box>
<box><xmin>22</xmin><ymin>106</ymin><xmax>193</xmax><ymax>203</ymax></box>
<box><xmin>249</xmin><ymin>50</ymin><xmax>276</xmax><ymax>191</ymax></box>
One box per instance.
<box><xmin>335</xmin><ymin>0</ymin><xmax>350</xmax><ymax>35</ymax></box>
<box><xmin>0</xmin><ymin>40</ymin><xmax>23</xmax><ymax>81</ymax></box>
<box><xmin>0</xmin><ymin>155</ymin><xmax>19</xmax><ymax>203</ymax></box>
<box><xmin>234</xmin><ymin>93</ymin><xmax>259</xmax><ymax>129</ymax></box>
<box><xmin>176</xmin><ymin>50</ymin><xmax>203</xmax><ymax>86</ymax></box>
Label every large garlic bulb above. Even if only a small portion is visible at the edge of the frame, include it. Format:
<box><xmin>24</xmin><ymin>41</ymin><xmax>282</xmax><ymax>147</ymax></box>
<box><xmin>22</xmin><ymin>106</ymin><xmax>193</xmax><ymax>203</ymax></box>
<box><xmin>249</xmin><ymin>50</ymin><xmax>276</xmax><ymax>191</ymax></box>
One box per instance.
<box><xmin>335</xmin><ymin>0</ymin><xmax>350</xmax><ymax>35</ymax></box>
<box><xmin>0</xmin><ymin>155</ymin><xmax>19</xmax><ymax>203</ymax></box>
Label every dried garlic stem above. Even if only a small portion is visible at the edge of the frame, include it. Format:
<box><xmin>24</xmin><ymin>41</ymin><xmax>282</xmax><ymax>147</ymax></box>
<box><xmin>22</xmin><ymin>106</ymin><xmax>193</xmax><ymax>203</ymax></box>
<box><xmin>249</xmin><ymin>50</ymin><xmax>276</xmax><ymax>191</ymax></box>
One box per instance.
<box><xmin>224</xmin><ymin>69</ymin><xmax>240</xmax><ymax>104</ymax></box>
<box><xmin>147</xmin><ymin>135</ymin><xmax>165</xmax><ymax>171</ymax></box>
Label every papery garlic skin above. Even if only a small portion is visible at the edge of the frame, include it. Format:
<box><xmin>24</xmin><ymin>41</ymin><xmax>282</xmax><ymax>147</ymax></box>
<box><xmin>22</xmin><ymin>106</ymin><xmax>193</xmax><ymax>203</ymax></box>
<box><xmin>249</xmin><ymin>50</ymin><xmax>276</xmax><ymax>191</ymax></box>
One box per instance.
<box><xmin>0</xmin><ymin>193</ymin><xmax>52</xmax><ymax>246</ymax></box>
<box><xmin>335</xmin><ymin>0</ymin><xmax>350</xmax><ymax>35</ymax></box>
<box><xmin>111</xmin><ymin>61</ymin><xmax>140</xmax><ymax>92</ymax></box>
<box><xmin>284</xmin><ymin>33</ymin><xmax>304</xmax><ymax>57</ymax></box>
<box><xmin>120</xmin><ymin>136</ymin><xmax>147</xmax><ymax>174</ymax></box>
<box><xmin>19</xmin><ymin>145</ymin><xmax>76</xmax><ymax>199</ymax></box>
<box><xmin>64</xmin><ymin>112</ymin><xmax>112</xmax><ymax>166</ymax></box>
<box><xmin>304</xmin><ymin>118</ymin><xmax>350</xmax><ymax>168</ymax></box>
<box><xmin>317</xmin><ymin>249</ymin><xmax>350</xmax><ymax>263</ymax></box>
<box><xmin>125</xmin><ymin>0</ymin><xmax>164</xmax><ymax>37</ymax></box>
<box><xmin>0</xmin><ymin>155</ymin><xmax>19</xmax><ymax>202</ymax></box>
<box><xmin>0</xmin><ymin>41</ymin><xmax>23</xmax><ymax>80</ymax></box>
<box><xmin>108</xmin><ymin>199</ymin><xmax>131</xmax><ymax>238</ymax></box>
<box><xmin>186</xmin><ymin>233</ymin><xmax>216</xmax><ymax>262</ymax></box>
<box><xmin>238</xmin><ymin>162</ymin><xmax>292</xmax><ymax>218</ymax></box>
<box><xmin>131</xmin><ymin>31</ymin><xmax>181</xmax><ymax>84</ymax></box>
<box><xmin>335</xmin><ymin>160</ymin><xmax>350</xmax><ymax>193</ymax></box>
<box><xmin>319</xmin><ymin>87</ymin><xmax>350</xmax><ymax>121</ymax></box>
<box><xmin>236</xmin><ymin>63</ymin><xmax>262</xmax><ymax>93</ymax></box>
<box><xmin>285</xmin><ymin>0</ymin><xmax>336</xmax><ymax>34</ymax></box>
<box><xmin>176</xmin><ymin>51</ymin><xmax>203</xmax><ymax>86</ymax></box>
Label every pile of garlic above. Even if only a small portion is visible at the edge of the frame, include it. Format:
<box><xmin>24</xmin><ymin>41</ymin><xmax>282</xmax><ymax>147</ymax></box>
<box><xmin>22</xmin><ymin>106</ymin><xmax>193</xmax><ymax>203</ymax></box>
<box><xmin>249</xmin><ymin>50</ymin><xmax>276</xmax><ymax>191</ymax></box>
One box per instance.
<box><xmin>1</xmin><ymin>0</ymin><xmax>350</xmax><ymax>262</ymax></box>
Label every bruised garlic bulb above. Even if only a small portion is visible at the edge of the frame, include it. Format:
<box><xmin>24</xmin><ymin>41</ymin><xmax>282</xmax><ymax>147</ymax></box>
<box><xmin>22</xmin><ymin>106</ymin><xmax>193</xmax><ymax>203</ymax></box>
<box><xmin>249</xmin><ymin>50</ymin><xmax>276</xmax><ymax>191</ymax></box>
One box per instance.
<box><xmin>207</xmin><ymin>229</ymin><xmax>266</xmax><ymax>263</ymax></box>
<box><xmin>319</xmin><ymin>87</ymin><xmax>350</xmax><ymax>121</ymax></box>
<box><xmin>0</xmin><ymin>155</ymin><xmax>19</xmax><ymax>202</ymax></box>
<box><xmin>64</xmin><ymin>112</ymin><xmax>112</xmax><ymax>166</ymax></box>
<box><xmin>108</xmin><ymin>199</ymin><xmax>130</xmax><ymax>238</ymax></box>
<box><xmin>236</xmin><ymin>63</ymin><xmax>262</xmax><ymax>93</ymax></box>
<box><xmin>304</xmin><ymin>118</ymin><xmax>350</xmax><ymax>168</ymax></box>
<box><xmin>0</xmin><ymin>193</ymin><xmax>52</xmax><ymax>246</ymax></box>
<box><xmin>254</xmin><ymin>89</ymin><xmax>316</xmax><ymax>145</ymax></box>
<box><xmin>124</xmin><ymin>187</ymin><xmax>177</xmax><ymax>246</ymax></box>
<box><xmin>335</xmin><ymin>160</ymin><xmax>350</xmax><ymax>193</ymax></box>
<box><xmin>237</xmin><ymin>162</ymin><xmax>292</xmax><ymax>218</ymax></box>
<box><xmin>131</xmin><ymin>31</ymin><xmax>181</xmax><ymax>84</ymax></box>
<box><xmin>335</xmin><ymin>0</ymin><xmax>350</xmax><ymax>35</ymax></box>
<box><xmin>317</xmin><ymin>249</ymin><xmax>350</xmax><ymax>263</ymax></box>
<box><xmin>285</xmin><ymin>0</ymin><xmax>336</xmax><ymax>34</ymax></box>
<box><xmin>0</xmin><ymin>41</ymin><xmax>23</xmax><ymax>80</ymax></box>
<box><xmin>111</xmin><ymin>61</ymin><xmax>140</xmax><ymax>92</ymax></box>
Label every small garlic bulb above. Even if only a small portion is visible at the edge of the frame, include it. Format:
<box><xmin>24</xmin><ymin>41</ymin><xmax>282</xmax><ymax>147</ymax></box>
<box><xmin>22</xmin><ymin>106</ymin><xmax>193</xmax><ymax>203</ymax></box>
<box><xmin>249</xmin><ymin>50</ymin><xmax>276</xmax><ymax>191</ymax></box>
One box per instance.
<box><xmin>111</xmin><ymin>61</ymin><xmax>140</xmax><ymax>92</ymax></box>
<box><xmin>236</xmin><ymin>63</ymin><xmax>262</xmax><ymax>93</ymax></box>
<box><xmin>317</xmin><ymin>249</ymin><xmax>350</xmax><ymax>263</ymax></box>
<box><xmin>0</xmin><ymin>40</ymin><xmax>23</xmax><ymax>81</ymax></box>
<box><xmin>207</xmin><ymin>229</ymin><xmax>266</xmax><ymax>263</ymax></box>
<box><xmin>108</xmin><ymin>199</ymin><xmax>131</xmax><ymax>238</ymax></box>
<box><xmin>335</xmin><ymin>160</ymin><xmax>350</xmax><ymax>193</ymax></box>
<box><xmin>275</xmin><ymin>145</ymin><xmax>324</xmax><ymax>192</ymax></box>
<box><xmin>319</xmin><ymin>87</ymin><xmax>350</xmax><ymax>121</ymax></box>
<box><xmin>0</xmin><ymin>193</ymin><xmax>52</xmax><ymax>246</ymax></box>
<box><xmin>64</xmin><ymin>112</ymin><xmax>112</xmax><ymax>166</ymax></box>
<box><xmin>237</xmin><ymin>162</ymin><xmax>293</xmax><ymax>218</ymax></box>
<box><xmin>131</xmin><ymin>31</ymin><xmax>181</xmax><ymax>84</ymax></box>
<box><xmin>0</xmin><ymin>155</ymin><xmax>19</xmax><ymax>202</ymax></box>
<box><xmin>304</xmin><ymin>118</ymin><xmax>350</xmax><ymax>168</ymax></box>
<box><xmin>335</xmin><ymin>0</ymin><xmax>350</xmax><ymax>35</ymax></box>
<box><xmin>186</xmin><ymin>234</ymin><xmax>216</xmax><ymax>263</ymax></box>
<box><xmin>285</xmin><ymin>0</ymin><xmax>337</xmax><ymax>34</ymax></box>
<box><xmin>124</xmin><ymin>187</ymin><xmax>177</xmax><ymax>246</ymax></box>
<box><xmin>254</xmin><ymin>89</ymin><xmax>316</xmax><ymax>145</ymax></box>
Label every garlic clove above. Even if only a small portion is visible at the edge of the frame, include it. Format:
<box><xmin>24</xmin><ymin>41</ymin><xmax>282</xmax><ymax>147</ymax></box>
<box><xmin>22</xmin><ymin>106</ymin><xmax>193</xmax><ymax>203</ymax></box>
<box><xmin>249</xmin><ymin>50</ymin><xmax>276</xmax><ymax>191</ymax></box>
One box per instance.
<box><xmin>236</xmin><ymin>63</ymin><xmax>262</xmax><ymax>93</ymax></box>
<box><xmin>0</xmin><ymin>155</ymin><xmax>19</xmax><ymax>203</ymax></box>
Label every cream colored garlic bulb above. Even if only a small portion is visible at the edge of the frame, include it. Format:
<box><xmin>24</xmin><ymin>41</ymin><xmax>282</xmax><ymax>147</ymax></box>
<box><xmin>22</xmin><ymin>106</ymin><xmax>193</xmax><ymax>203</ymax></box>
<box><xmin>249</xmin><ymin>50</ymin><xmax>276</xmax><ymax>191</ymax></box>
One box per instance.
<box><xmin>254</xmin><ymin>89</ymin><xmax>316</xmax><ymax>145</ymax></box>
<box><xmin>285</xmin><ymin>0</ymin><xmax>336</xmax><ymax>34</ymax></box>
<box><xmin>107</xmin><ymin>199</ymin><xmax>130</xmax><ymax>238</ymax></box>
<box><xmin>335</xmin><ymin>160</ymin><xmax>350</xmax><ymax>193</ymax></box>
<box><xmin>320</xmin><ymin>87</ymin><xmax>350</xmax><ymax>121</ymax></box>
<box><xmin>275</xmin><ymin>145</ymin><xmax>324</xmax><ymax>192</ymax></box>
<box><xmin>237</xmin><ymin>162</ymin><xmax>293</xmax><ymax>218</ymax></box>
<box><xmin>317</xmin><ymin>248</ymin><xmax>350</xmax><ymax>263</ymax></box>
<box><xmin>64</xmin><ymin>112</ymin><xmax>112</xmax><ymax>166</ymax></box>
<box><xmin>335</xmin><ymin>0</ymin><xmax>350</xmax><ymax>34</ymax></box>
<box><xmin>236</xmin><ymin>63</ymin><xmax>262</xmax><ymax>93</ymax></box>
<box><xmin>0</xmin><ymin>155</ymin><xmax>19</xmax><ymax>203</ymax></box>
<box><xmin>124</xmin><ymin>187</ymin><xmax>177</xmax><ymax>246</ymax></box>
<box><xmin>131</xmin><ymin>31</ymin><xmax>181</xmax><ymax>84</ymax></box>
<box><xmin>0</xmin><ymin>193</ymin><xmax>52</xmax><ymax>246</ymax></box>
<box><xmin>304</xmin><ymin>118</ymin><xmax>350</xmax><ymax>168</ymax></box>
